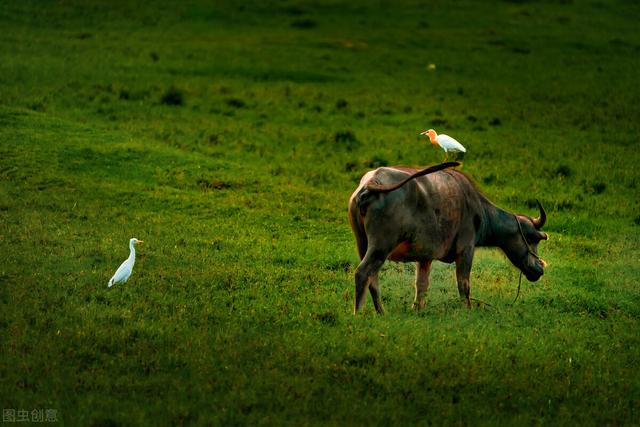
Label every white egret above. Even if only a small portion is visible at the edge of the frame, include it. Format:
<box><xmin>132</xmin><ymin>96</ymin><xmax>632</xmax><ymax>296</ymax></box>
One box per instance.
<box><xmin>108</xmin><ymin>238</ymin><xmax>143</xmax><ymax>287</ymax></box>
<box><xmin>420</xmin><ymin>129</ymin><xmax>466</xmax><ymax>161</ymax></box>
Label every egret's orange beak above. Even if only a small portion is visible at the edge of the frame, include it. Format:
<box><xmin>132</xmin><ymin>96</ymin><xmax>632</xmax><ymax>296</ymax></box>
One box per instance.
<box><xmin>137</xmin><ymin>240</ymin><xmax>144</xmax><ymax>244</ymax></box>
<box><xmin>420</xmin><ymin>130</ymin><xmax>428</xmax><ymax>135</ymax></box>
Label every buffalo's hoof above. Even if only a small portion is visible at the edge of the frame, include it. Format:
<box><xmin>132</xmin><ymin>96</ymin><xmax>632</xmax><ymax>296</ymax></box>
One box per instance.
<box><xmin>412</xmin><ymin>301</ymin><xmax>426</xmax><ymax>311</ymax></box>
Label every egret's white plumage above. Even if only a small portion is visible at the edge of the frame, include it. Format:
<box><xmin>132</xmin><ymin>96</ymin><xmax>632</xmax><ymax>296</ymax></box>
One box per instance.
<box><xmin>420</xmin><ymin>129</ymin><xmax>466</xmax><ymax>160</ymax></box>
<box><xmin>108</xmin><ymin>238</ymin><xmax>143</xmax><ymax>287</ymax></box>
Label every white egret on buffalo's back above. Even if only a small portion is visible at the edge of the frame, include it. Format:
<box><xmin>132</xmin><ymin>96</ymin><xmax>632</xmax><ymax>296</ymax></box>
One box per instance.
<box><xmin>108</xmin><ymin>238</ymin><xmax>143</xmax><ymax>287</ymax></box>
<box><xmin>420</xmin><ymin>129</ymin><xmax>466</xmax><ymax>161</ymax></box>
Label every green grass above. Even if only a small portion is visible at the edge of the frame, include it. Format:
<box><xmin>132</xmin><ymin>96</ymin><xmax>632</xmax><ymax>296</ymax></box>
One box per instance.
<box><xmin>1</xmin><ymin>0</ymin><xmax>639</xmax><ymax>425</ymax></box>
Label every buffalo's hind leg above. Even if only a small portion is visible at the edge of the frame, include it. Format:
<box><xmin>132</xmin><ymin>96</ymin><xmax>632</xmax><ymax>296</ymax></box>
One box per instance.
<box><xmin>354</xmin><ymin>249</ymin><xmax>388</xmax><ymax>315</ymax></box>
<box><xmin>413</xmin><ymin>260</ymin><xmax>432</xmax><ymax>310</ymax></box>
<box><xmin>369</xmin><ymin>273</ymin><xmax>384</xmax><ymax>314</ymax></box>
<box><xmin>355</xmin><ymin>234</ymin><xmax>385</xmax><ymax>314</ymax></box>
<box><xmin>455</xmin><ymin>247</ymin><xmax>474</xmax><ymax>308</ymax></box>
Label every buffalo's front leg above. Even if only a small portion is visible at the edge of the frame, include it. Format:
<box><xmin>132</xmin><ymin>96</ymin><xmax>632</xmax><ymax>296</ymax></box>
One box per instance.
<box><xmin>455</xmin><ymin>247</ymin><xmax>474</xmax><ymax>308</ymax></box>
<box><xmin>413</xmin><ymin>260</ymin><xmax>432</xmax><ymax>310</ymax></box>
<box><xmin>354</xmin><ymin>250</ymin><xmax>387</xmax><ymax>314</ymax></box>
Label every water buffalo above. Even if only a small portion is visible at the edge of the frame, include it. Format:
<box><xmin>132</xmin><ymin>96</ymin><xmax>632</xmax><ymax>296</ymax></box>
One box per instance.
<box><xmin>348</xmin><ymin>162</ymin><xmax>548</xmax><ymax>314</ymax></box>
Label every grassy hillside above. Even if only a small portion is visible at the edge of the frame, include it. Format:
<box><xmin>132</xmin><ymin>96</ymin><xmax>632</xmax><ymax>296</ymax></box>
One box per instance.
<box><xmin>1</xmin><ymin>0</ymin><xmax>639</xmax><ymax>425</ymax></box>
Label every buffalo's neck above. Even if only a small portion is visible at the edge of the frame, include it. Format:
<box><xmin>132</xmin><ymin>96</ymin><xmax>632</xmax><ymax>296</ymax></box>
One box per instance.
<box><xmin>476</xmin><ymin>200</ymin><xmax>516</xmax><ymax>248</ymax></box>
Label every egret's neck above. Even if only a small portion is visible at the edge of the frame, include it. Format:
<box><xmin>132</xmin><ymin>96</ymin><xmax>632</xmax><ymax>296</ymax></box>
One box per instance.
<box><xmin>128</xmin><ymin>242</ymin><xmax>136</xmax><ymax>260</ymax></box>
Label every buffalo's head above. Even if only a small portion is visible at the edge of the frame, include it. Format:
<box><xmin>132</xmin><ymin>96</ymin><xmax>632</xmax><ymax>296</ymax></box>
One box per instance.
<box><xmin>504</xmin><ymin>200</ymin><xmax>548</xmax><ymax>281</ymax></box>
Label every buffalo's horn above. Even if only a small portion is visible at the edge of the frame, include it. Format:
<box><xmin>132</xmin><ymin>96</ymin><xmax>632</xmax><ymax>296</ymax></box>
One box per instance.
<box><xmin>532</xmin><ymin>199</ymin><xmax>547</xmax><ymax>229</ymax></box>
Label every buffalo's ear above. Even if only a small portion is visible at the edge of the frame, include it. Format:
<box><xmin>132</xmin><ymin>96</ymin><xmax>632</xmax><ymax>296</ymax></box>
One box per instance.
<box><xmin>531</xmin><ymin>199</ymin><xmax>547</xmax><ymax>229</ymax></box>
<box><xmin>535</xmin><ymin>231</ymin><xmax>549</xmax><ymax>241</ymax></box>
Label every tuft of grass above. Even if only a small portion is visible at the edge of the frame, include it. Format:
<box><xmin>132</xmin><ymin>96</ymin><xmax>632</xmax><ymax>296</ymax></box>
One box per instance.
<box><xmin>336</xmin><ymin>99</ymin><xmax>348</xmax><ymax>109</ymax></box>
<box><xmin>554</xmin><ymin>164</ymin><xmax>573</xmax><ymax>178</ymax></box>
<box><xmin>333</xmin><ymin>130</ymin><xmax>360</xmax><ymax>151</ymax></box>
<box><xmin>588</xmin><ymin>181</ymin><xmax>607</xmax><ymax>194</ymax></box>
<box><xmin>160</xmin><ymin>87</ymin><xmax>184</xmax><ymax>106</ymax></box>
<box><xmin>224</xmin><ymin>98</ymin><xmax>246</xmax><ymax>108</ymax></box>
<box><xmin>290</xmin><ymin>18</ymin><xmax>317</xmax><ymax>29</ymax></box>
<box><xmin>367</xmin><ymin>155</ymin><xmax>389</xmax><ymax>168</ymax></box>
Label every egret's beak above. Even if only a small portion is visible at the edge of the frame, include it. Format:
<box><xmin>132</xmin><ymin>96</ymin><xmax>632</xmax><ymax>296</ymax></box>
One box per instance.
<box><xmin>137</xmin><ymin>240</ymin><xmax>144</xmax><ymax>244</ymax></box>
<box><xmin>540</xmin><ymin>259</ymin><xmax>548</xmax><ymax>268</ymax></box>
<box><xmin>420</xmin><ymin>130</ymin><xmax>428</xmax><ymax>135</ymax></box>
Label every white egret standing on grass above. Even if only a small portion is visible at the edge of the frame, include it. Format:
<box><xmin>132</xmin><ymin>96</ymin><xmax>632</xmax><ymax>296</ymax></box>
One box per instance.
<box><xmin>108</xmin><ymin>238</ymin><xmax>143</xmax><ymax>287</ymax></box>
<box><xmin>420</xmin><ymin>129</ymin><xmax>466</xmax><ymax>161</ymax></box>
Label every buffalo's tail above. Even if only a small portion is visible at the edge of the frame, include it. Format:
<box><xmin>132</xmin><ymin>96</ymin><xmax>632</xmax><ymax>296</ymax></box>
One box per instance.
<box><xmin>364</xmin><ymin>161</ymin><xmax>459</xmax><ymax>193</ymax></box>
<box><xmin>348</xmin><ymin>191</ymin><xmax>369</xmax><ymax>260</ymax></box>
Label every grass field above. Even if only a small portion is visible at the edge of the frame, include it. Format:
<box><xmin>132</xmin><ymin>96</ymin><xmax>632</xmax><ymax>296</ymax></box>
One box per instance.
<box><xmin>1</xmin><ymin>0</ymin><xmax>639</xmax><ymax>425</ymax></box>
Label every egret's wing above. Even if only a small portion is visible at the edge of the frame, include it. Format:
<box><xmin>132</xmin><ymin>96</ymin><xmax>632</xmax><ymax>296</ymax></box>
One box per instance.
<box><xmin>439</xmin><ymin>134</ymin><xmax>466</xmax><ymax>152</ymax></box>
<box><xmin>109</xmin><ymin>259</ymin><xmax>133</xmax><ymax>286</ymax></box>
